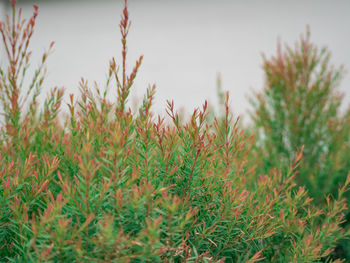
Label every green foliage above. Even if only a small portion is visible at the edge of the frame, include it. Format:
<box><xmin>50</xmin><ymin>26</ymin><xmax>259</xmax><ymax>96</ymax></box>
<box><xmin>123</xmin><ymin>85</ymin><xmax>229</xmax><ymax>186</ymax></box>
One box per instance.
<box><xmin>249</xmin><ymin>28</ymin><xmax>350</xmax><ymax>260</ymax></box>
<box><xmin>0</xmin><ymin>1</ymin><xmax>349</xmax><ymax>262</ymax></box>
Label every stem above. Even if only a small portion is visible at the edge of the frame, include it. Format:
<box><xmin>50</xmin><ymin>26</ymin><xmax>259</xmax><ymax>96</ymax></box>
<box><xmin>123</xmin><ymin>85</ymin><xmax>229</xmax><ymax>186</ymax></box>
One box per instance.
<box><xmin>186</xmin><ymin>149</ymin><xmax>200</xmax><ymax>194</ymax></box>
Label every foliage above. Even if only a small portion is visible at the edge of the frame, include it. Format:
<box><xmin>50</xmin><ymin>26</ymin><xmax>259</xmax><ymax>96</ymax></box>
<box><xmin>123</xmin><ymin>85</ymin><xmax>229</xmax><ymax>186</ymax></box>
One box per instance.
<box><xmin>0</xmin><ymin>1</ymin><xmax>349</xmax><ymax>262</ymax></box>
<box><xmin>249</xmin><ymin>28</ymin><xmax>350</xmax><ymax>260</ymax></box>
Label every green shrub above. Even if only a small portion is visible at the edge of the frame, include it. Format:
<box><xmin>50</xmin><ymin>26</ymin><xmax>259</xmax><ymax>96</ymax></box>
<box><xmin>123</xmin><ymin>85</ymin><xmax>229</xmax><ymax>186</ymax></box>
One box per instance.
<box><xmin>0</xmin><ymin>1</ymin><xmax>349</xmax><ymax>262</ymax></box>
<box><xmin>249</xmin><ymin>28</ymin><xmax>350</xmax><ymax>260</ymax></box>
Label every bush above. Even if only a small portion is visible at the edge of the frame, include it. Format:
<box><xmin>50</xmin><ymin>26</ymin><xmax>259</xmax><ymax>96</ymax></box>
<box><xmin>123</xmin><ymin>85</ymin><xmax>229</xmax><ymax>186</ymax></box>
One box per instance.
<box><xmin>249</xmin><ymin>28</ymin><xmax>350</xmax><ymax>260</ymax></box>
<box><xmin>0</xmin><ymin>1</ymin><xmax>349</xmax><ymax>262</ymax></box>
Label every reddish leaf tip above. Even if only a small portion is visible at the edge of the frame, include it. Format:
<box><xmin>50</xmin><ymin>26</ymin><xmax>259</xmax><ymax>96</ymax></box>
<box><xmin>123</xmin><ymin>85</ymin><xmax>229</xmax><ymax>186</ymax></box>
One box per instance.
<box><xmin>11</xmin><ymin>0</ymin><xmax>17</xmax><ymax>9</ymax></box>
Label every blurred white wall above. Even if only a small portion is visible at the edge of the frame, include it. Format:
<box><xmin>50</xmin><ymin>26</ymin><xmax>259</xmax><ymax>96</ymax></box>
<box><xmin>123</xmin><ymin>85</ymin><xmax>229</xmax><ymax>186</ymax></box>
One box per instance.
<box><xmin>0</xmin><ymin>1</ymin><xmax>4</xmax><ymax>17</ymax></box>
<box><xmin>0</xmin><ymin>1</ymin><xmax>6</xmax><ymax>57</ymax></box>
<box><xmin>1</xmin><ymin>0</ymin><xmax>350</xmax><ymax>120</ymax></box>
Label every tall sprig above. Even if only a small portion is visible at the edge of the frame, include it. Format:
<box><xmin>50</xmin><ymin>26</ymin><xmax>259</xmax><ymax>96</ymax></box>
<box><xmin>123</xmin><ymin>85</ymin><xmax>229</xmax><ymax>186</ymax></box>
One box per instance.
<box><xmin>0</xmin><ymin>0</ymin><xmax>54</xmax><ymax>146</ymax></box>
<box><xmin>110</xmin><ymin>0</ymin><xmax>143</xmax><ymax>119</ymax></box>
